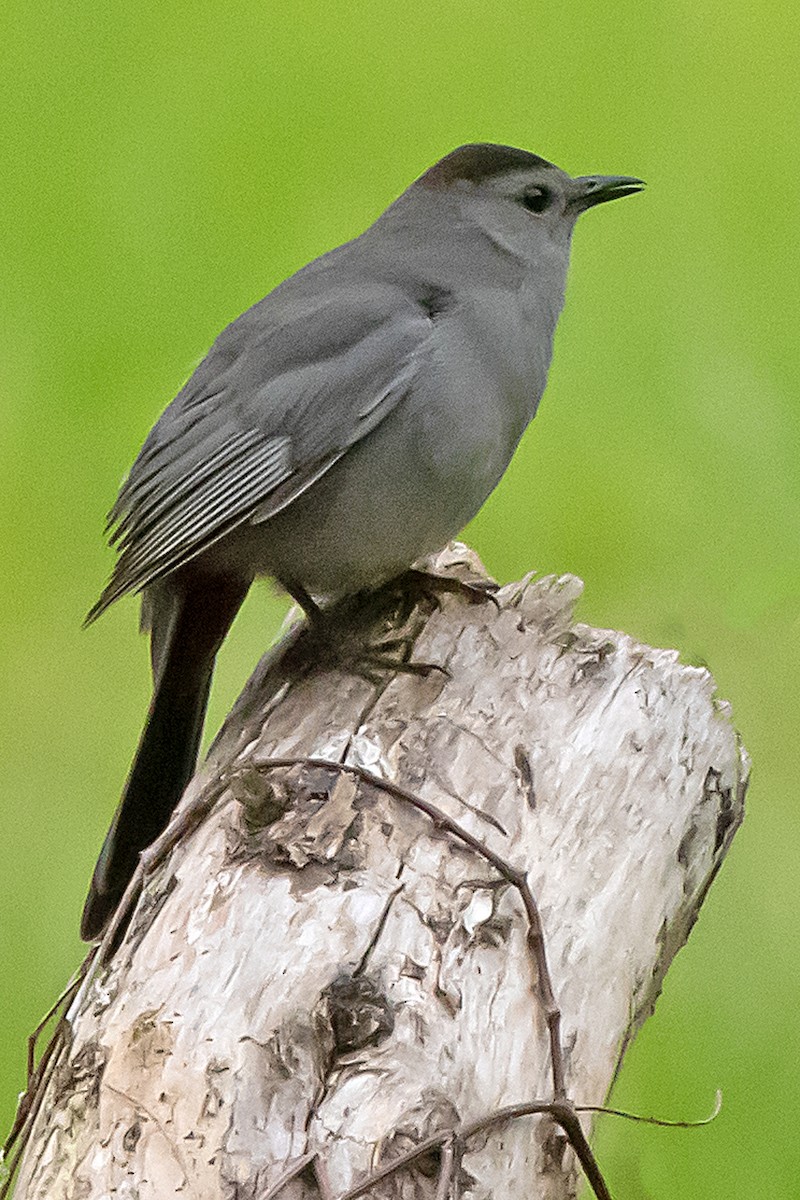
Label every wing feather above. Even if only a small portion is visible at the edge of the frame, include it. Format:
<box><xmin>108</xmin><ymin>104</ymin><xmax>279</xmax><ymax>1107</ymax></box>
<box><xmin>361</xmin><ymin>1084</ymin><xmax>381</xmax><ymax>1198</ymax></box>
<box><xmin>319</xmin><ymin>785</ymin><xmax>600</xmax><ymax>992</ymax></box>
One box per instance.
<box><xmin>88</xmin><ymin>437</ymin><xmax>292</xmax><ymax>620</ymax></box>
<box><xmin>110</xmin><ymin>426</ymin><xmax>257</xmax><ymax>543</ymax></box>
<box><xmin>89</xmin><ymin>274</ymin><xmax>434</xmax><ymax>623</ymax></box>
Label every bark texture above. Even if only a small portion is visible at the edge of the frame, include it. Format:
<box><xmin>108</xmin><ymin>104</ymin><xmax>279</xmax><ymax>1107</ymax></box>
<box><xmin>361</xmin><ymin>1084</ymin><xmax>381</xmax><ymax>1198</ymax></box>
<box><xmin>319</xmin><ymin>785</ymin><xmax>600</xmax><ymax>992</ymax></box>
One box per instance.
<box><xmin>12</xmin><ymin>545</ymin><xmax>747</xmax><ymax>1200</ymax></box>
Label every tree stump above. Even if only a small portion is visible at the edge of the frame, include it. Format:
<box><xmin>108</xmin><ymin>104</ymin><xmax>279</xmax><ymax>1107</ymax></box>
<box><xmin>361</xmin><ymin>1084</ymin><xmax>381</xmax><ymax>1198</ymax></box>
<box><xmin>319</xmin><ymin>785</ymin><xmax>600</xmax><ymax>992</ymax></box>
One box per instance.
<box><xmin>9</xmin><ymin>545</ymin><xmax>747</xmax><ymax>1200</ymax></box>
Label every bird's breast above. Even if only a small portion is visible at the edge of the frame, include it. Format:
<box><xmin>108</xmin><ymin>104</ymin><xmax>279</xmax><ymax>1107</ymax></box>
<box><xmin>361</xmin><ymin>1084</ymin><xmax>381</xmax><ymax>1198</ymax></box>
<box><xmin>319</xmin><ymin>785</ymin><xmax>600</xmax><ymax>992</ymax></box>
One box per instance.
<box><xmin>413</xmin><ymin>291</ymin><xmax>554</xmax><ymax>488</ymax></box>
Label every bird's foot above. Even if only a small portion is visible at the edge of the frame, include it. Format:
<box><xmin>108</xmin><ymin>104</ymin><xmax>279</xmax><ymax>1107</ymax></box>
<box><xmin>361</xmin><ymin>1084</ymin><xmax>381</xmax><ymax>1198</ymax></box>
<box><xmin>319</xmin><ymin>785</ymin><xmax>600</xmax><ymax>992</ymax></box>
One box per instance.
<box><xmin>284</xmin><ymin>576</ymin><xmax>449</xmax><ymax>683</ymax></box>
<box><xmin>402</xmin><ymin>567</ymin><xmax>501</xmax><ymax>609</ymax></box>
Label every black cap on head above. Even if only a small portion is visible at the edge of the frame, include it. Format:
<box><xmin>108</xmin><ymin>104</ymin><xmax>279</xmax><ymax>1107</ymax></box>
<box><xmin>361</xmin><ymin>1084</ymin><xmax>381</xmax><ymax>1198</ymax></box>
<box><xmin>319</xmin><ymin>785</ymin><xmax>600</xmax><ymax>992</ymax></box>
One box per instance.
<box><xmin>421</xmin><ymin>143</ymin><xmax>555</xmax><ymax>189</ymax></box>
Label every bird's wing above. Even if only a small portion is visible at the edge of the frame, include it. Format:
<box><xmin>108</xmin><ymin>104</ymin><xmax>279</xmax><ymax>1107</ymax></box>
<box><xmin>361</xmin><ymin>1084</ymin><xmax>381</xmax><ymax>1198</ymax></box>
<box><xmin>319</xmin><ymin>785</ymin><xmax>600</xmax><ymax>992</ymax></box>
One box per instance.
<box><xmin>88</xmin><ymin>279</ymin><xmax>433</xmax><ymax>621</ymax></box>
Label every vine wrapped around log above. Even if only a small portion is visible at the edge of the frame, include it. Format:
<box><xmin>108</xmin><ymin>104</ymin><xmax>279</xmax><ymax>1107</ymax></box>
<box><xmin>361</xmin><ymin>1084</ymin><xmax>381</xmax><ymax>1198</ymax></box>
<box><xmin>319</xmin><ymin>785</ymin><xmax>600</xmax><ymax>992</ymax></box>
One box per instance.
<box><xmin>9</xmin><ymin>544</ymin><xmax>747</xmax><ymax>1199</ymax></box>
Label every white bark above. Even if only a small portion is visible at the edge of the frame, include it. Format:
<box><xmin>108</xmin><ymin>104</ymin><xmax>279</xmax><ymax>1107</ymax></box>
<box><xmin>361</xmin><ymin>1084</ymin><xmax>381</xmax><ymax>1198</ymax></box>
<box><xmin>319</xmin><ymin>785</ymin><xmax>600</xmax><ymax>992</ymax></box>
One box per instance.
<box><xmin>12</xmin><ymin>545</ymin><xmax>747</xmax><ymax>1200</ymax></box>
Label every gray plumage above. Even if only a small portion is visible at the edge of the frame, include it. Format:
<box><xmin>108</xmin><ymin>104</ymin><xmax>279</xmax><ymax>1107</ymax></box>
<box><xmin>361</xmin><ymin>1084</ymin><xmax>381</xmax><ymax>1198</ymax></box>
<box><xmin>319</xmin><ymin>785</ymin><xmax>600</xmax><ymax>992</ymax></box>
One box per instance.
<box><xmin>81</xmin><ymin>143</ymin><xmax>643</xmax><ymax>940</ymax></box>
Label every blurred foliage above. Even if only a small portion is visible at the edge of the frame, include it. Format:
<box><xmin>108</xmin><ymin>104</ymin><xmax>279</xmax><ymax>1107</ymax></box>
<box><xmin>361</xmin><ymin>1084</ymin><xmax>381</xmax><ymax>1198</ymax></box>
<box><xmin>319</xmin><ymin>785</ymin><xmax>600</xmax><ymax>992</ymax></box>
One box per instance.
<box><xmin>1</xmin><ymin>2</ymin><xmax>798</xmax><ymax>1196</ymax></box>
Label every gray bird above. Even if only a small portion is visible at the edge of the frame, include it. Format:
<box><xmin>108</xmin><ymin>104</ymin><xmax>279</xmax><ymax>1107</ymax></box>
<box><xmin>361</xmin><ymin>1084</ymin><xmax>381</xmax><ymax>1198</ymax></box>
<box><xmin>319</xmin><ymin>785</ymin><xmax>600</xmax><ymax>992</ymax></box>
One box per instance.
<box><xmin>81</xmin><ymin>143</ymin><xmax>643</xmax><ymax>940</ymax></box>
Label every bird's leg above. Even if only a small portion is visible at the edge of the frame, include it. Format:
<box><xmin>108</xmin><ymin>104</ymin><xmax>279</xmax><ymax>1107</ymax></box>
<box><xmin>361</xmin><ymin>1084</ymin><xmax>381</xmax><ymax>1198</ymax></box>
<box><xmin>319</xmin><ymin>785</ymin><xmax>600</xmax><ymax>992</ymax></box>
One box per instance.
<box><xmin>283</xmin><ymin>566</ymin><xmax>499</xmax><ymax>682</ymax></box>
<box><xmin>282</xmin><ymin>578</ymin><xmax>445</xmax><ymax>682</ymax></box>
<box><xmin>284</xmin><ymin>580</ymin><xmax>326</xmax><ymax>625</ymax></box>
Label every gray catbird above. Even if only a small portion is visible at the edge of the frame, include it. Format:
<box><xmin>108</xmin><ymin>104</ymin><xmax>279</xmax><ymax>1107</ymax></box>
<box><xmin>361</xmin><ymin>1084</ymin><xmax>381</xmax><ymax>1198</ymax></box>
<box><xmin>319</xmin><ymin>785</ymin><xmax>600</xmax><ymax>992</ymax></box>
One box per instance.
<box><xmin>81</xmin><ymin>143</ymin><xmax>643</xmax><ymax>940</ymax></box>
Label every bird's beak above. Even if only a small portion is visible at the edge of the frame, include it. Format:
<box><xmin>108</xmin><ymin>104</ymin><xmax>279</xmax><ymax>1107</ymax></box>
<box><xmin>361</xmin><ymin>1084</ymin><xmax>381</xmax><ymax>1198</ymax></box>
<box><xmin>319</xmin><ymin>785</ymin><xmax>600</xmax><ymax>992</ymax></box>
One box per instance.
<box><xmin>571</xmin><ymin>175</ymin><xmax>645</xmax><ymax>212</ymax></box>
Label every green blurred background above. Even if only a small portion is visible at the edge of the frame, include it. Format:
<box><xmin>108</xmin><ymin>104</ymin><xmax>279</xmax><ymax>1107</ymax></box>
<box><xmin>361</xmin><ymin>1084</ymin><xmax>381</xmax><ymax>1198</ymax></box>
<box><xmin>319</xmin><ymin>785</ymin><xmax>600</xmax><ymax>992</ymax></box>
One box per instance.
<box><xmin>1</xmin><ymin>2</ymin><xmax>798</xmax><ymax>1196</ymax></box>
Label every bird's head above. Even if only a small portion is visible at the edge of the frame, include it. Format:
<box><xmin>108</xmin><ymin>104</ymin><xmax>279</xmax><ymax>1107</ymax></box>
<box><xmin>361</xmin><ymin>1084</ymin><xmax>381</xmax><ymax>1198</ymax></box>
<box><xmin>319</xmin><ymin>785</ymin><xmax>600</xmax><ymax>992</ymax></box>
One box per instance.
<box><xmin>414</xmin><ymin>143</ymin><xmax>644</xmax><ymax>262</ymax></box>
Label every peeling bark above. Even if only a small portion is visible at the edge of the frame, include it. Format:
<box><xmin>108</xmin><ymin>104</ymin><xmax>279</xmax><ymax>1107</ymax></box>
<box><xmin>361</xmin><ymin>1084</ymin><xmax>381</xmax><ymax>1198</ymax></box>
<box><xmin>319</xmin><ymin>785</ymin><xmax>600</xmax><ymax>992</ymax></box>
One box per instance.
<box><xmin>11</xmin><ymin>545</ymin><xmax>747</xmax><ymax>1199</ymax></box>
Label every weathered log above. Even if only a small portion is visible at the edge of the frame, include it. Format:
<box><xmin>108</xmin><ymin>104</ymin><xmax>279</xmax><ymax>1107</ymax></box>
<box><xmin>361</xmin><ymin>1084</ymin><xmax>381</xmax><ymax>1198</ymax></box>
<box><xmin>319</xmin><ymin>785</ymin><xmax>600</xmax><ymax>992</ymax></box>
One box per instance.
<box><xmin>11</xmin><ymin>545</ymin><xmax>747</xmax><ymax>1199</ymax></box>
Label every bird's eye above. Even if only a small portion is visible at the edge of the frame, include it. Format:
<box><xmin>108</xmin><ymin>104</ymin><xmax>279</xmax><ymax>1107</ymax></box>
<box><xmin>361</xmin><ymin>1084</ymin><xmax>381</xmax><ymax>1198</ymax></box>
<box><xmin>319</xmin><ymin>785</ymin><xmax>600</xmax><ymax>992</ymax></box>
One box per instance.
<box><xmin>520</xmin><ymin>186</ymin><xmax>551</xmax><ymax>214</ymax></box>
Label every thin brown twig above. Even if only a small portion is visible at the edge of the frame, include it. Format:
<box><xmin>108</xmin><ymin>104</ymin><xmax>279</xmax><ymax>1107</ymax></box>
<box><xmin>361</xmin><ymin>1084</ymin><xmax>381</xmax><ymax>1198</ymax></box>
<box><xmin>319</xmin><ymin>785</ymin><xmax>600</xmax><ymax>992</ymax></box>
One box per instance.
<box><xmin>25</xmin><ymin>970</ymin><xmax>81</xmax><ymax>1085</ymax></box>
<box><xmin>458</xmin><ymin>1096</ymin><xmax>613</xmax><ymax>1199</ymax></box>
<box><xmin>3</xmin><ymin>739</ymin><xmax>719</xmax><ymax>1200</ymax></box>
<box><xmin>261</xmin><ymin>1152</ymin><xmax>317</xmax><ymax>1200</ymax></box>
<box><xmin>434</xmin><ymin>1134</ymin><xmax>456</xmax><ymax>1200</ymax></box>
<box><xmin>254</xmin><ymin>1083</ymin><xmax>721</xmax><ymax>1200</ymax></box>
<box><xmin>0</xmin><ymin>1020</ymin><xmax>66</xmax><ymax>1200</ymax></box>
<box><xmin>255</xmin><ymin>755</ymin><xmax>610</xmax><ymax>1200</ymax></box>
<box><xmin>2</xmin><ymin>768</ymin><xmax>229</xmax><ymax>1193</ymax></box>
<box><xmin>259</xmin><ymin>755</ymin><xmax>566</xmax><ymax>1099</ymax></box>
<box><xmin>262</xmin><ymin>1100</ymin><xmax>596</xmax><ymax>1200</ymax></box>
<box><xmin>0</xmin><ymin>950</ymin><xmax>97</xmax><ymax>1200</ymax></box>
<box><xmin>339</xmin><ymin>1130</ymin><xmax>456</xmax><ymax>1200</ymax></box>
<box><xmin>576</xmin><ymin>1089</ymin><xmax>723</xmax><ymax>1129</ymax></box>
<box><xmin>2</xmin><ymin>752</ymin><xmax>601</xmax><ymax>1200</ymax></box>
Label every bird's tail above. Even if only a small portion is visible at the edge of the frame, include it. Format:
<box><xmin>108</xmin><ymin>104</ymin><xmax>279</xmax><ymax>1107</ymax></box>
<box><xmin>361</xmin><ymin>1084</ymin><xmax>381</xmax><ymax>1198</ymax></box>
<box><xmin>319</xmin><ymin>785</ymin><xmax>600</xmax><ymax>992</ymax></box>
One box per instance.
<box><xmin>80</xmin><ymin>571</ymin><xmax>251</xmax><ymax>941</ymax></box>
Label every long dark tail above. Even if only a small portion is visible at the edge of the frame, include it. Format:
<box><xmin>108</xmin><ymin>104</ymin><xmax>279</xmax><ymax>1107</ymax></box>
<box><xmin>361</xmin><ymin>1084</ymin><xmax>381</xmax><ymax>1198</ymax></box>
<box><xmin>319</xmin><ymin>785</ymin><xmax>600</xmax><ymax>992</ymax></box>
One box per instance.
<box><xmin>81</xmin><ymin>570</ymin><xmax>251</xmax><ymax>941</ymax></box>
